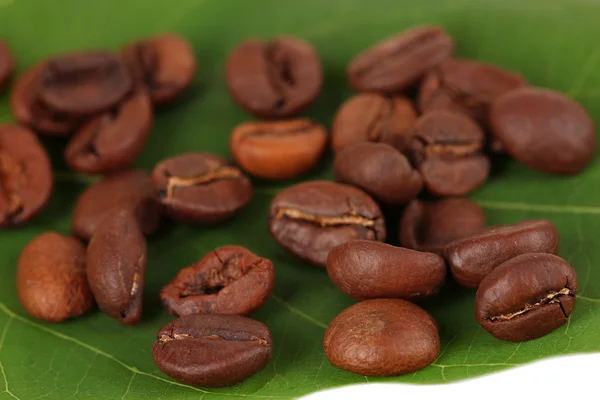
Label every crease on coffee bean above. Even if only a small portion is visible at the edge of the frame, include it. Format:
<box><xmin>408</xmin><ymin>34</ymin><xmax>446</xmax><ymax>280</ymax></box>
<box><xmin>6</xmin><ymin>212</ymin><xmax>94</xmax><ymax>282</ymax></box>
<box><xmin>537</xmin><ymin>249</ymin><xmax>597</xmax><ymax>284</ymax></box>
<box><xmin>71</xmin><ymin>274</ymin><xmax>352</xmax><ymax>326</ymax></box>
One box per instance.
<box><xmin>119</xmin><ymin>254</ymin><xmax>143</xmax><ymax>320</ymax></box>
<box><xmin>426</xmin><ymin>67</ymin><xmax>482</xmax><ymax>109</ymax></box>
<box><xmin>274</xmin><ymin>206</ymin><xmax>377</xmax><ymax>229</ymax></box>
<box><xmin>0</xmin><ymin>151</ymin><xmax>25</xmax><ymax>222</ymax></box>
<box><xmin>241</xmin><ymin>120</ymin><xmax>316</xmax><ymax>140</ymax></box>
<box><xmin>487</xmin><ymin>287</ymin><xmax>573</xmax><ymax>322</ymax></box>
<box><xmin>160</xmin><ymin>163</ymin><xmax>242</xmax><ymax>202</ymax></box>
<box><xmin>265</xmin><ymin>41</ymin><xmax>293</xmax><ymax>112</ymax></box>
<box><xmin>364</xmin><ymin>98</ymin><xmax>394</xmax><ymax>142</ymax></box>
<box><xmin>158</xmin><ymin>332</ymin><xmax>269</xmax><ymax>345</ymax></box>
<box><xmin>413</xmin><ymin>135</ymin><xmax>480</xmax><ymax>162</ymax></box>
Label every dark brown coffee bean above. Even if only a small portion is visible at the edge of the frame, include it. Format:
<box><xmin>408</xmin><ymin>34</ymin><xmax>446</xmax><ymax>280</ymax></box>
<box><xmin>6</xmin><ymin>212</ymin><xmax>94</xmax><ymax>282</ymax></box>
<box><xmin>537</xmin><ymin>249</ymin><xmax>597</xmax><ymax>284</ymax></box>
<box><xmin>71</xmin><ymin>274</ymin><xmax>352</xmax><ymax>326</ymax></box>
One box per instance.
<box><xmin>87</xmin><ymin>210</ymin><xmax>146</xmax><ymax>325</ymax></box>
<box><xmin>268</xmin><ymin>181</ymin><xmax>386</xmax><ymax>267</ymax></box>
<box><xmin>152</xmin><ymin>153</ymin><xmax>253</xmax><ymax>224</ymax></box>
<box><xmin>225</xmin><ymin>36</ymin><xmax>322</xmax><ymax>118</ymax></box>
<box><xmin>475</xmin><ymin>253</ymin><xmax>577</xmax><ymax>342</ymax></box>
<box><xmin>400</xmin><ymin>198</ymin><xmax>486</xmax><ymax>254</ymax></box>
<box><xmin>65</xmin><ymin>90</ymin><xmax>153</xmax><ymax>174</ymax></box>
<box><xmin>327</xmin><ymin>240</ymin><xmax>446</xmax><ymax>301</ymax></box>
<box><xmin>331</xmin><ymin>93</ymin><xmax>418</xmax><ymax>153</ymax></box>
<box><xmin>490</xmin><ymin>87</ymin><xmax>596</xmax><ymax>175</ymax></box>
<box><xmin>0</xmin><ymin>124</ymin><xmax>53</xmax><ymax>227</ymax></box>
<box><xmin>17</xmin><ymin>232</ymin><xmax>94</xmax><ymax>322</ymax></box>
<box><xmin>334</xmin><ymin>142</ymin><xmax>422</xmax><ymax>205</ymax></box>
<box><xmin>411</xmin><ymin>111</ymin><xmax>490</xmax><ymax>196</ymax></box>
<box><xmin>324</xmin><ymin>298</ymin><xmax>439</xmax><ymax>376</ymax></box>
<box><xmin>153</xmin><ymin>314</ymin><xmax>273</xmax><ymax>387</ymax></box>
<box><xmin>347</xmin><ymin>25</ymin><xmax>454</xmax><ymax>93</ymax></box>
<box><xmin>72</xmin><ymin>170</ymin><xmax>161</xmax><ymax>240</ymax></box>
<box><xmin>161</xmin><ymin>245</ymin><xmax>275</xmax><ymax>317</ymax></box>
<box><xmin>230</xmin><ymin>119</ymin><xmax>327</xmax><ymax>180</ymax></box>
<box><xmin>122</xmin><ymin>33</ymin><xmax>196</xmax><ymax>105</ymax></box>
<box><xmin>11</xmin><ymin>62</ymin><xmax>79</xmax><ymax>136</ymax></box>
<box><xmin>38</xmin><ymin>51</ymin><xmax>132</xmax><ymax>115</ymax></box>
<box><xmin>0</xmin><ymin>39</ymin><xmax>15</xmax><ymax>91</ymax></box>
<box><xmin>444</xmin><ymin>220</ymin><xmax>559</xmax><ymax>288</ymax></box>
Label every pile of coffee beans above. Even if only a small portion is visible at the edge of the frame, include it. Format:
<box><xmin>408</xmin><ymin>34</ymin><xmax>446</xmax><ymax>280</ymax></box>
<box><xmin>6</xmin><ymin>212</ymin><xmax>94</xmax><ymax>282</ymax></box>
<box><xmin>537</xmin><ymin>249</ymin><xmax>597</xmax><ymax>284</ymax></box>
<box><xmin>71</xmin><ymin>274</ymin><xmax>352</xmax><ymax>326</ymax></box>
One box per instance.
<box><xmin>1</xmin><ymin>22</ymin><xmax>594</xmax><ymax>387</ymax></box>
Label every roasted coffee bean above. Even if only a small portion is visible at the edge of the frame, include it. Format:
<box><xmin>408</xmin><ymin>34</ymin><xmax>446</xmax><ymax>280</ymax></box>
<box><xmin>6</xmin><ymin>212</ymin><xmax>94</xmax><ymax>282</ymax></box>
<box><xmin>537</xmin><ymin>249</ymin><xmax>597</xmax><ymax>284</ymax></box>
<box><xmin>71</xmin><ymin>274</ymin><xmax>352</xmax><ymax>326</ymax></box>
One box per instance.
<box><xmin>72</xmin><ymin>170</ymin><xmax>161</xmax><ymax>240</ymax></box>
<box><xmin>475</xmin><ymin>253</ymin><xmax>577</xmax><ymax>342</ymax></box>
<box><xmin>65</xmin><ymin>90</ymin><xmax>153</xmax><ymax>174</ymax></box>
<box><xmin>161</xmin><ymin>245</ymin><xmax>275</xmax><ymax>316</ymax></box>
<box><xmin>230</xmin><ymin>119</ymin><xmax>327</xmax><ymax>180</ymax></box>
<box><xmin>347</xmin><ymin>25</ymin><xmax>454</xmax><ymax>93</ymax></box>
<box><xmin>324</xmin><ymin>298</ymin><xmax>439</xmax><ymax>376</ymax></box>
<box><xmin>268</xmin><ymin>181</ymin><xmax>386</xmax><ymax>267</ymax></box>
<box><xmin>0</xmin><ymin>39</ymin><xmax>15</xmax><ymax>91</ymax></box>
<box><xmin>400</xmin><ymin>198</ymin><xmax>486</xmax><ymax>254</ymax></box>
<box><xmin>152</xmin><ymin>153</ymin><xmax>253</xmax><ymax>224</ymax></box>
<box><xmin>152</xmin><ymin>314</ymin><xmax>273</xmax><ymax>387</ymax></box>
<box><xmin>11</xmin><ymin>62</ymin><xmax>79</xmax><ymax>135</ymax></box>
<box><xmin>490</xmin><ymin>87</ymin><xmax>596</xmax><ymax>175</ymax></box>
<box><xmin>0</xmin><ymin>124</ymin><xmax>53</xmax><ymax>227</ymax></box>
<box><xmin>122</xmin><ymin>33</ymin><xmax>196</xmax><ymax>105</ymax></box>
<box><xmin>87</xmin><ymin>210</ymin><xmax>146</xmax><ymax>325</ymax></box>
<box><xmin>225</xmin><ymin>36</ymin><xmax>322</xmax><ymax>118</ymax></box>
<box><xmin>411</xmin><ymin>111</ymin><xmax>490</xmax><ymax>196</ymax></box>
<box><xmin>444</xmin><ymin>220</ymin><xmax>559</xmax><ymax>288</ymax></box>
<box><xmin>38</xmin><ymin>51</ymin><xmax>132</xmax><ymax>115</ymax></box>
<box><xmin>17</xmin><ymin>232</ymin><xmax>94</xmax><ymax>322</ymax></box>
<box><xmin>331</xmin><ymin>93</ymin><xmax>418</xmax><ymax>153</ymax></box>
<box><xmin>327</xmin><ymin>240</ymin><xmax>446</xmax><ymax>301</ymax></box>
<box><xmin>334</xmin><ymin>142</ymin><xmax>422</xmax><ymax>205</ymax></box>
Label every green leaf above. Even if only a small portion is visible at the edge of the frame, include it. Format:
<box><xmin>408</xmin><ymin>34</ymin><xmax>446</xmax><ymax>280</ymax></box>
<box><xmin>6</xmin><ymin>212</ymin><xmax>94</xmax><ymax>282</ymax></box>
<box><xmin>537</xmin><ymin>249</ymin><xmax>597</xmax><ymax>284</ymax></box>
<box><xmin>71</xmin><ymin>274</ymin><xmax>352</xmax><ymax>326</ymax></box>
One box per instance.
<box><xmin>1</xmin><ymin>0</ymin><xmax>600</xmax><ymax>398</ymax></box>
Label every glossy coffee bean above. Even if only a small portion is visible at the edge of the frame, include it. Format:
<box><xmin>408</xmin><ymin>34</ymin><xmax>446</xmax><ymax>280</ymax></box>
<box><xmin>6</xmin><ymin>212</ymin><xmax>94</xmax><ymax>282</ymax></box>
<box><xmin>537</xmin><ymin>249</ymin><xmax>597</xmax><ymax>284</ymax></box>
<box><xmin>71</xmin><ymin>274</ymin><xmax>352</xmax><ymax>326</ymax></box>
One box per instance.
<box><xmin>122</xmin><ymin>33</ymin><xmax>196</xmax><ymax>105</ymax></box>
<box><xmin>65</xmin><ymin>90</ymin><xmax>153</xmax><ymax>174</ymax></box>
<box><xmin>0</xmin><ymin>124</ymin><xmax>53</xmax><ymax>227</ymax></box>
<box><xmin>152</xmin><ymin>314</ymin><xmax>273</xmax><ymax>387</ymax></box>
<box><xmin>0</xmin><ymin>39</ymin><xmax>15</xmax><ymax>91</ymax></box>
<box><xmin>72</xmin><ymin>170</ymin><xmax>161</xmax><ymax>240</ymax></box>
<box><xmin>347</xmin><ymin>25</ymin><xmax>454</xmax><ymax>93</ymax></box>
<box><xmin>334</xmin><ymin>142</ymin><xmax>423</xmax><ymax>205</ymax></box>
<box><xmin>161</xmin><ymin>245</ymin><xmax>275</xmax><ymax>316</ymax></box>
<box><xmin>87</xmin><ymin>210</ymin><xmax>146</xmax><ymax>325</ymax></box>
<box><xmin>444</xmin><ymin>220</ymin><xmax>559</xmax><ymax>288</ymax></box>
<box><xmin>411</xmin><ymin>111</ymin><xmax>490</xmax><ymax>196</ymax></box>
<box><xmin>225</xmin><ymin>36</ymin><xmax>322</xmax><ymax>118</ymax></box>
<box><xmin>327</xmin><ymin>240</ymin><xmax>446</xmax><ymax>301</ymax></box>
<box><xmin>324</xmin><ymin>299</ymin><xmax>439</xmax><ymax>376</ymax></box>
<box><xmin>38</xmin><ymin>51</ymin><xmax>132</xmax><ymax>115</ymax></box>
<box><xmin>475</xmin><ymin>253</ymin><xmax>577</xmax><ymax>342</ymax></box>
<box><xmin>230</xmin><ymin>119</ymin><xmax>327</xmax><ymax>180</ymax></box>
<box><xmin>268</xmin><ymin>181</ymin><xmax>386</xmax><ymax>267</ymax></box>
<box><xmin>490</xmin><ymin>87</ymin><xmax>596</xmax><ymax>175</ymax></box>
<box><xmin>152</xmin><ymin>153</ymin><xmax>253</xmax><ymax>224</ymax></box>
<box><xmin>17</xmin><ymin>232</ymin><xmax>94</xmax><ymax>322</ymax></box>
<box><xmin>331</xmin><ymin>93</ymin><xmax>418</xmax><ymax>153</ymax></box>
<box><xmin>400</xmin><ymin>198</ymin><xmax>486</xmax><ymax>254</ymax></box>
<box><xmin>11</xmin><ymin>62</ymin><xmax>79</xmax><ymax>136</ymax></box>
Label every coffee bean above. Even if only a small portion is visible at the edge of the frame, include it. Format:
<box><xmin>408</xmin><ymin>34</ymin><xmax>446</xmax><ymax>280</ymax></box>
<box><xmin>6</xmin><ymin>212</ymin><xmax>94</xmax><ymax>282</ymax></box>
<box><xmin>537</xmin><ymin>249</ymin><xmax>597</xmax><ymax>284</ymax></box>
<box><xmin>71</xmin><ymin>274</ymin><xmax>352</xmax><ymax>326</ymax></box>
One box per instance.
<box><xmin>334</xmin><ymin>142</ymin><xmax>422</xmax><ymax>205</ymax></box>
<box><xmin>122</xmin><ymin>33</ymin><xmax>196</xmax><ymax>105</ymax></box>
<box><xmin>444</xmin><ymin>220</ymin><xmax>559</xmax><ymax>288</ymax></box>
<box><xmin>11</xmin><ymin>62</ymin><xmax>80</xmax><ymax>135</ymax></box>
<box><xmin>17</xmin><ymin>232</ymin><xmax>94</xmax><ymax>322</ymax></box>
<box><xmin>225</xmin><ymin>36</ymin><xmax>322</xmax><ymax>118</ymax></box>
<box><xmin>38</xmin><ymin>51</ymin><xmax>132</xmax><ymax>115</ymax></box>
<box><xmin>230</xmin><ymin>119</ymin><xmax>327</xmax><ymax>180</ymax></box>
<box><xmin>87</xmin><ymin>210</ymin><xmax>146</xmax><ymax>325</ymax></box>
<box><xmin>65</xmin><ymin>90</ymin><xmax>153</xmax><ymax>174</ymax></box>
<box><xmin>475</xmin><ymin>253</ymin><xmax>577</xmax><ymax>342</ymax></box>
<box><xmin>327</xmin><ymin>240</ymin><xmax>446</xmax><ymax>301</ymax></box>
<box><xmin>347</xmin><ymin>25</ymin><xmax>454</xmax><ymax>93</ymax></box>
<box><xmin>0</xmin><ymin>39</ymin><xmax>15</xmax><ymax>91</ymax></box>
<box><xmin>161</xmin><ymin>245</ymin><xmax>275</xmax><ymax>316</ymax></box>
<box><xmin>331</xmin><ymin>93</ymin><xmax>418</xmax><ymax>153</ymax></box>
<box><xmin>152</xmin><ymin>153</ymin><xmax>253</xmax><ymax>224</ymax></box>
<box><xmin>400</xmin><ymin>198</ymin><xmax>486</xmax><ymax>254</ymax></box>
<box><xmin>490</xmin><ymin>87</ymin><xmax>596</xmax><ymax>175</ymax></box>
<box><xmin>268</xmin><ymin>181</ymin><xmax>386</xmax><ymax>267</ymax></box>
<box><xmin>72</xmin><ymin>170</ymin><xmax>161</xmax><ymax>240</ymax></box>
<box><xmin>324</xmin><ymin>298</ymin><xmax>439</xmax><ymax>376</ymax></box>
<box><xmin>0</xmin><ymin>124</ymin><xmax>53</xmax><ymax>227</ymax></box>
<box><xmin>411</xmin><ymin>110</ymin><xmax>490</xmax><ymax>196</ymax></box>
<box><xmin>152</xmin><ymin>314</ymin><xmax>273</xmax><ymax>387</ymax></box>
